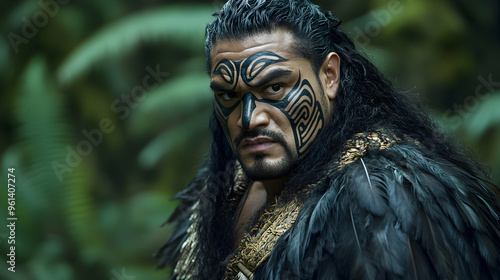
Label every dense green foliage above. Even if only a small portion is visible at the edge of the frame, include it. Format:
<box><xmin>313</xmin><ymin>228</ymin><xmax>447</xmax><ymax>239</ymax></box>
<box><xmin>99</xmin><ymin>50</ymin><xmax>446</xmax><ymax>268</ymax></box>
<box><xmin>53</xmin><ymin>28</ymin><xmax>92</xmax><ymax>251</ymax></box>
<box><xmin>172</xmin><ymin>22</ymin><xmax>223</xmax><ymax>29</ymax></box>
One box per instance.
<box><xmin>1</xmin><ymin>0</ymin><xmax>499</xmax><ymax>279</ymax></box>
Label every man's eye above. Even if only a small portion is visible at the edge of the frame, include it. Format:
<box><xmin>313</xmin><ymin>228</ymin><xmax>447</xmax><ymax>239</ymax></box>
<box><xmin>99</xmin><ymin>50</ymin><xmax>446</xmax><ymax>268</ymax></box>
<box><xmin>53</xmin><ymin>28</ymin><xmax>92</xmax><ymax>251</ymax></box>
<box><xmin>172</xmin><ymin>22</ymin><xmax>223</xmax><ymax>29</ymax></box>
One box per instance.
<box><xmin>265</xmin><ymin>84</ymin><xmax>283</xmax><ymax>93</ymax></box>
<box><xmin>265</xmin><ymin>84</ymin><xmax>283</xmax><ymax>94</ymax></box>
<box><xmin>220</xmin><ymin>92</ymin><xmax>237</xmax><ymax>101</ymax></box>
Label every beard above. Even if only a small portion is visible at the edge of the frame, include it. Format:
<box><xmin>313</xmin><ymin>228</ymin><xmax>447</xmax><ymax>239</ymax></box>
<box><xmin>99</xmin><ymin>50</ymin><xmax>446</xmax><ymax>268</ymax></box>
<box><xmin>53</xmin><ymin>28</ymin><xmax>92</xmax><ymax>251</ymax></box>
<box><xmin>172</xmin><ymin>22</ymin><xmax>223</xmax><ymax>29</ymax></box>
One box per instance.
<box><xmin>234</xmin><ymin>128</ymin><xmax>298</xmax><ymax>181</ymax></box>
<box><xmin>238</xmin><ymin>145</ymin><xmax>297</xmax><ymax>181</ymax></box>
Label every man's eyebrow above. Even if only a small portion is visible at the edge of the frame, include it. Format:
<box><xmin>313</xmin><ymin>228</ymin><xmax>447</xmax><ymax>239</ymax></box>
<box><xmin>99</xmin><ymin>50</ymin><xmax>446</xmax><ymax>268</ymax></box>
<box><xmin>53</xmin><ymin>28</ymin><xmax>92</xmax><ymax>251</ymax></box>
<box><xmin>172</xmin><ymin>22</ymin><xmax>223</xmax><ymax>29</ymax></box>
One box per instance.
<box><xmin>210</xmin><ymin>68</ymin><xmax>294</xmax><ymax>91</ymax></box>
<box><xmin>251</xmin><ymin>68</ymin><xmax>294</xmax><ymax>88</ymax></box>
<box><xmin>210</xmin><ymin>81</ymin><xmax>233</xmax><ymax>92</ymax></box>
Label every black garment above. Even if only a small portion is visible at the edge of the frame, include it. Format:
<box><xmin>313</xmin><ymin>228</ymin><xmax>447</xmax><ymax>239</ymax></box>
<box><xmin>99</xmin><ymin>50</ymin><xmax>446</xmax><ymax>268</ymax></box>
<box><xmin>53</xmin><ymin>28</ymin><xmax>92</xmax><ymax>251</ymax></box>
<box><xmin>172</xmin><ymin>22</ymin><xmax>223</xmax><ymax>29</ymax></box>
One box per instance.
<box><xmin>157</xmin><ymin>134</ymin><xmax>500</xmax><ymax>280</ymax></box>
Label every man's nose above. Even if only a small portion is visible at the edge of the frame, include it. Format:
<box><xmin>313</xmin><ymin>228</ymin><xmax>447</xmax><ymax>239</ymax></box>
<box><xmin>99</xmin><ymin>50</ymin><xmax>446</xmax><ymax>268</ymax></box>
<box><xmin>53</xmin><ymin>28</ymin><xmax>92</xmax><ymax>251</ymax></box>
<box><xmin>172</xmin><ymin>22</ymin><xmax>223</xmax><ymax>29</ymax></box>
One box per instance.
<box><xmin>238</xmin><ymin>93</ymin><xmax>269</xmax><ymax>130</ymax></box>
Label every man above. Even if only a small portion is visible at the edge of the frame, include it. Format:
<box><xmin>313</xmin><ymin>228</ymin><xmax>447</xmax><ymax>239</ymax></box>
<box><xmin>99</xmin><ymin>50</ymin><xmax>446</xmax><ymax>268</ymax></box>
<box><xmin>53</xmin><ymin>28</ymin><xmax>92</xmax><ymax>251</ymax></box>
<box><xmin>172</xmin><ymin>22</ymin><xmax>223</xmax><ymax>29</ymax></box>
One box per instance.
<box><xmin>156</xmin><ymin>0</ymin><xmax>500</xmax><ymax>279</ymax></box>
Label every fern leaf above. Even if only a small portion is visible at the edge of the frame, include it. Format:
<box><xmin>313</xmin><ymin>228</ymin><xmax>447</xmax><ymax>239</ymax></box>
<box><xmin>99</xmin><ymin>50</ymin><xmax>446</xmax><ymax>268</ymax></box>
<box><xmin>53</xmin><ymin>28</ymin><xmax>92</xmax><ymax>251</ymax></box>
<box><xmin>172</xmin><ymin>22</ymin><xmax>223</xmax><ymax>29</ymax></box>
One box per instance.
<box><xmin>57</xmin><ymin>5</ymin><xmax>216</xmax><ymax>84</ymax></box>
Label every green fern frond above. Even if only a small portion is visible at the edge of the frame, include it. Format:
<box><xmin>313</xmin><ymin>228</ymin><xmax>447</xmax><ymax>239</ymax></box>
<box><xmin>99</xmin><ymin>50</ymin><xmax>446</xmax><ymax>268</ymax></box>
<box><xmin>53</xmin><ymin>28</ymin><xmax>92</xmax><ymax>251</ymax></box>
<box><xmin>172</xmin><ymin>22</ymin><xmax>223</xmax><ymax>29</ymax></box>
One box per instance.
<box><xmin>130</xmin><ymin>72</ymin><xmax>211</xmax><ymax>136</ymax></box>
<box><xmin>57</xmin><ymin>5</ymin><xmax>216</xmax><ymax>85</ymax></box>
<box><xmin>12</xmin><ymin>56</ymin><xmax>107</xmax><ymax>263</ymax></box>
<box><xmin>13</xmin><ymin>56</ymin><xmax>71</xmax><ymax>218</ymax></box>
<box><xmin>61</xmin><ymin>160</ymin><xmax>108</xmax><ymax>263</ymax></box>
<box><xmin>138</xmin><ymin>109</ymin><xmax>210</xmax><ymax>169</ymax></box>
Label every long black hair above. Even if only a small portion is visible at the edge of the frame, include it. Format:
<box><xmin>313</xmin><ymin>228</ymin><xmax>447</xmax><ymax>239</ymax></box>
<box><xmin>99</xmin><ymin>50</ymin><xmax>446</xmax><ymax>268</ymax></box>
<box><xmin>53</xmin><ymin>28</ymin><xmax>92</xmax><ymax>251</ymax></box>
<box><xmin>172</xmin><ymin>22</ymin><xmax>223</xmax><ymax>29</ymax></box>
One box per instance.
<box><xmin>192</xmin><ymin>0</ymin><xmax>486</xmax><ymax>278</ymax></box>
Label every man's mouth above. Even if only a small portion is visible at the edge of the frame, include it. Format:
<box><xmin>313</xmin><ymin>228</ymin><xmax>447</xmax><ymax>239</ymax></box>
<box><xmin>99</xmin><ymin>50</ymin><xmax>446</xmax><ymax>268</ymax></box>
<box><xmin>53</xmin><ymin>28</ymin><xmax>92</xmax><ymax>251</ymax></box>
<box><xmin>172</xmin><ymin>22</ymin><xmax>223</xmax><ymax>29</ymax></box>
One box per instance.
<box><xmin>239</xmin><ymin>137</ymin><xmax>277</xmax><ymax>153</ymax></box>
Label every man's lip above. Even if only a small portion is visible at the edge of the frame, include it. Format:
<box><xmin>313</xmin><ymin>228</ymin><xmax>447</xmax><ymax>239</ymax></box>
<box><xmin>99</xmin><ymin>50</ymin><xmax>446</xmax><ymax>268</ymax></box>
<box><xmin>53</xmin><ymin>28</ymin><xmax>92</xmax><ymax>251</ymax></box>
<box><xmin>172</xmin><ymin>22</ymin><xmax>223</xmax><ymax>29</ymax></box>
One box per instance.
<box><xmin>240</xmin><ymin>137</ymin><xmax>276</xmax><ymax>148</ymax></box>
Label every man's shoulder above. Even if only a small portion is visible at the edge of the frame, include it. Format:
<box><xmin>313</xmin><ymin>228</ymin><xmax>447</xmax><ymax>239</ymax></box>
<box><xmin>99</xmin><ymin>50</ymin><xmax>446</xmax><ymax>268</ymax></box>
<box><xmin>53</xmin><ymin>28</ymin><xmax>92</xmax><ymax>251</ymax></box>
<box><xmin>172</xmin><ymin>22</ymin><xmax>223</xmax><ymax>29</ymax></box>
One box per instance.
<box><xmin>255</xmin><ymin>135</ymin><xmax>500</xmax><ymax>279</ymax></box>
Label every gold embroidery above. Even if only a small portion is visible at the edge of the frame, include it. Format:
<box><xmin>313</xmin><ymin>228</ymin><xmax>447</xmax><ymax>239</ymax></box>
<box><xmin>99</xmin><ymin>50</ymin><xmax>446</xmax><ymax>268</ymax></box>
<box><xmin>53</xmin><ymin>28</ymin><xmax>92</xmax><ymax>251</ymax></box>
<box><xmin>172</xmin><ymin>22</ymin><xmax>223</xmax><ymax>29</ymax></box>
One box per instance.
<box><xmin>225</xmin><ymin>195</ymin><xmax>305</xmax><ymax>279</ymax></box>
<box><xmin>338</xmin><ymin>130</ymin><xmax>400</xmax><ymax>169</ymax></box>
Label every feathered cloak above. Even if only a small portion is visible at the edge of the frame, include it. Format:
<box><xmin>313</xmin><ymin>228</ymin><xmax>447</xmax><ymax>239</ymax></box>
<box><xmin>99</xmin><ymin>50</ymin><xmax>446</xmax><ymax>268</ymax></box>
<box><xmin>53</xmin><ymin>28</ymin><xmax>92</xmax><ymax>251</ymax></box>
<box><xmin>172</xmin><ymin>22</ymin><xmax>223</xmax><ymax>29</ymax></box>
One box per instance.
<box><xmin>156</xmin><ymin>133</ymin><xmax>500</xmax><ymax>280</ymax></box>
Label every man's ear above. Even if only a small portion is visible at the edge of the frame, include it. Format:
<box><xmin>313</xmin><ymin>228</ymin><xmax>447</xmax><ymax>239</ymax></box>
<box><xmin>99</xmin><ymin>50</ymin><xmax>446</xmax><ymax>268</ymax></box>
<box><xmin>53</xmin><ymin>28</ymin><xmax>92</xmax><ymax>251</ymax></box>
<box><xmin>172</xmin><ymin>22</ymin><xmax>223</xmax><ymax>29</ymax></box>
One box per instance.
<box><xmin>319</xmin><ymin>52</ymin><xmax>340</xmax><ymax>101</ymax></box>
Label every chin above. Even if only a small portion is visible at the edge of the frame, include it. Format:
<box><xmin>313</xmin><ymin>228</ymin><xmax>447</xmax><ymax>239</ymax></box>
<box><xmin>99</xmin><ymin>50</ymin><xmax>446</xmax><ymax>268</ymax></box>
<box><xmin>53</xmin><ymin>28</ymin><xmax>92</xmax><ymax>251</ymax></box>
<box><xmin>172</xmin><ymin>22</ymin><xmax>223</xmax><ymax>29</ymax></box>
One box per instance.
<box><xmin>239</xmin><ymin>154</ymin><xmax>296</xmax><ymax>181</ymax></box>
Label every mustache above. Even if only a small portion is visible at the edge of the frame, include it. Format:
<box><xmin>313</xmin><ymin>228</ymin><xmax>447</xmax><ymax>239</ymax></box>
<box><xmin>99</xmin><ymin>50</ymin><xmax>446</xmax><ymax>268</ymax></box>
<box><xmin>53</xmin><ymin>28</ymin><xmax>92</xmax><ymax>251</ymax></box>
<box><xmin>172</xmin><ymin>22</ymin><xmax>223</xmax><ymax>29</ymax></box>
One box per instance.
<box><xmin>234</xmin><ymin>128</ymin><xmax>286</xmax><ymax>149</ymax></box>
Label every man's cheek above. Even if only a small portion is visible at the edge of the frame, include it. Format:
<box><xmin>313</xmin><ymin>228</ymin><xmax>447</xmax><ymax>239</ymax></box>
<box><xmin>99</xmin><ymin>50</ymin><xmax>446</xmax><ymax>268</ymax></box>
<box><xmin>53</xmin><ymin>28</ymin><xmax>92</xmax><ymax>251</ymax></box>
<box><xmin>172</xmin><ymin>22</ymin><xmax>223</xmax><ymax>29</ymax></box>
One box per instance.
<box><xmin>214</xmin><ymin>101</ymin><xmax>239</xmax><ymax>151</ymax></box>
<box><xmin>224</xmin><ymin>125</ymin><xmax>237</xmax><ymax>152</ymax></box>
<box><xmin>215</xmin><ymin>114</ymin><xmax>234</xmax><ymax>151</ymax></box>
<box><xmin>266</xmin><ymin>78</ymin><xmax>324</xmax><ymax>157</ymax></box>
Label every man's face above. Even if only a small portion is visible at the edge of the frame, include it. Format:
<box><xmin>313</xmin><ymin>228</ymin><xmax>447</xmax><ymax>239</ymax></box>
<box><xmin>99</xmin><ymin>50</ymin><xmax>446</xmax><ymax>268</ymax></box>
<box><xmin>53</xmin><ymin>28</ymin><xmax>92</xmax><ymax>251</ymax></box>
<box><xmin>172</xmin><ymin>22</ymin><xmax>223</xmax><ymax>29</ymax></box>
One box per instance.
<box><xmin>210</xmin><ymin>29</ymin><xmax>336</xmax><ymax>181</ymax></box>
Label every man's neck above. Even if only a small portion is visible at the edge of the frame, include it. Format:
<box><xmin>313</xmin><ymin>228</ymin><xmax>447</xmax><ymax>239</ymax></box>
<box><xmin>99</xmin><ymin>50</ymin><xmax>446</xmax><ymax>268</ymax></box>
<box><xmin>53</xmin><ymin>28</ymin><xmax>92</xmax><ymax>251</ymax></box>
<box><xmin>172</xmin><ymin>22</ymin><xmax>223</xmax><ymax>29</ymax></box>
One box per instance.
<box><xmin>232</xmin><ymin>176</ymin><xmax>288</xmax><ymax>248</ymax></box>
<box><xmin>259</xmin><ymin>177</ymin><xmax>288</xmax><ymax>203</ymax></box>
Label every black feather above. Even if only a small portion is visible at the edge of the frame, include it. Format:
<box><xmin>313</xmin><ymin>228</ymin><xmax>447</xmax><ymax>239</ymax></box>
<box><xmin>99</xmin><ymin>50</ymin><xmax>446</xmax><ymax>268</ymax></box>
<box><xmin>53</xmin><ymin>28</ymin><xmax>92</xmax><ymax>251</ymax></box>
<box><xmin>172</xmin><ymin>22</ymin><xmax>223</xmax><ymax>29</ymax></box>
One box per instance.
<box><xmin>350</xmin><ymin>158</ymin><xmax>389</xmax><ymax>216</ymax></box>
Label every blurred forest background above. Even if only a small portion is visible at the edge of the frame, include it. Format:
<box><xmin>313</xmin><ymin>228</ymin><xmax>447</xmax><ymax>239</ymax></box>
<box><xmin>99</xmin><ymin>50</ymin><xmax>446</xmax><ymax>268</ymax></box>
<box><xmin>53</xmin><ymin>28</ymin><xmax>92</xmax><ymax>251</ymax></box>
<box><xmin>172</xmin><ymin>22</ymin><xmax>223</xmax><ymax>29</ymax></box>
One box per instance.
<box><xmin>1</xmin><ymin>0</ymin><xmax>499</xmax><ymax>279</ymax></box>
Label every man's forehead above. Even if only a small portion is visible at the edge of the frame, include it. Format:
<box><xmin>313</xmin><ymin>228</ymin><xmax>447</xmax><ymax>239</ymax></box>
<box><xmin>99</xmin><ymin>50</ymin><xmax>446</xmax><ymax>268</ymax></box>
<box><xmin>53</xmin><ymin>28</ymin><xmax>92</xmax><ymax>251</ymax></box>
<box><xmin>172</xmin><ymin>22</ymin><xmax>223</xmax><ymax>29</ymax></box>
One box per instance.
<box><xmin>210</xmin><ymin>29</ymin><xmax>298</xmax><ymax>68</ymax></box>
